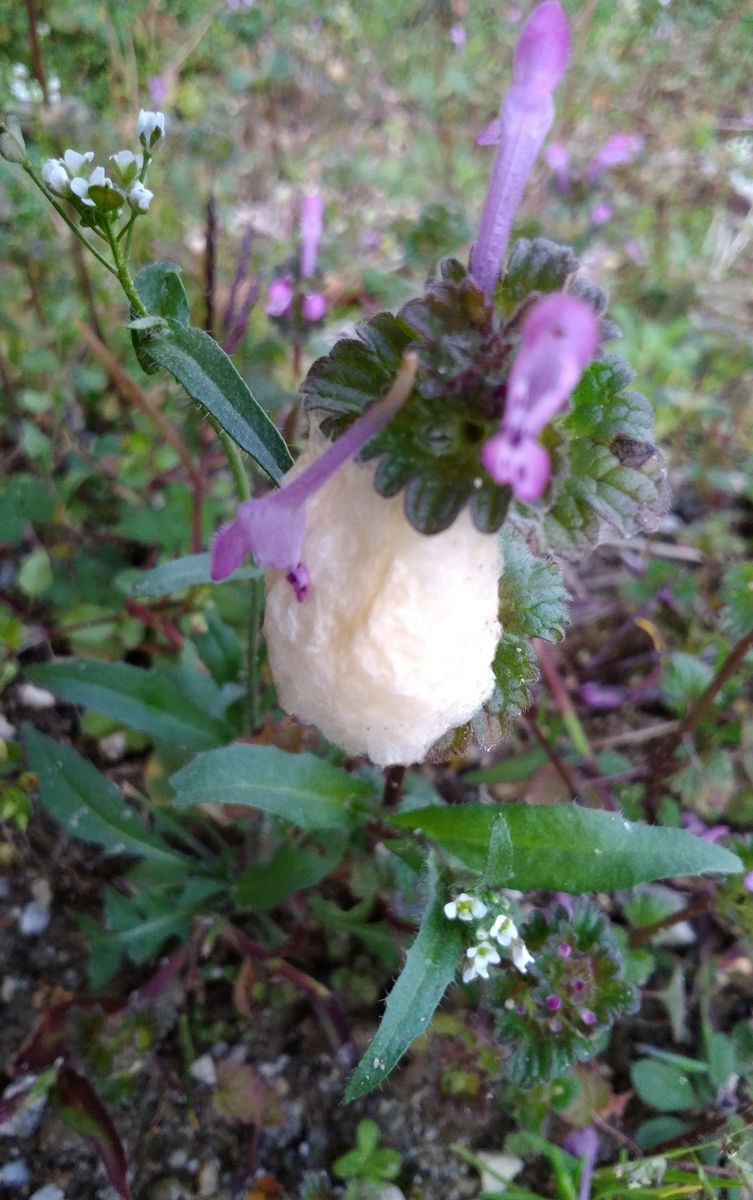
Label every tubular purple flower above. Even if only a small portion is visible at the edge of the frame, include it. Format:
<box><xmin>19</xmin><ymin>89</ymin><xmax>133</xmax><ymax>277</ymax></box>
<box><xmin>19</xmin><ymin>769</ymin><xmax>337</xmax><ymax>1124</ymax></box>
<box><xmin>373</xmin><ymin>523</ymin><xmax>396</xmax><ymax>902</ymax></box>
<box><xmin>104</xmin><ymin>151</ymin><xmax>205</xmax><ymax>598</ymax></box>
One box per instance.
<box><xmin>265</xmin><ymin>275</ymin><xmax>294</xmax><ymax>317</ymax></box>
<box><xmin>563</xmin><ymin>1126</ymin><xmax>599</xmax><ymax>1200</ymax></box>
<box><xmin>587</xmin><ymin>132</ymin><xmax>644</xmax><ymax>182</ymax></box>
<box><xmin>302</xmin><ymin>291</ymin><xmax>326</xmax><ymax>322</ymax></box>
<box><xmin>470</xmin><ymin>0</ymin><xmax>570</xmax><ymax>300</ymax></box>
<box><xmin>481</xmin><ymin>293</ymin><xmax>598</xmax><ymax>501</ymax></box>
<box><xmin>544</xmin><ymin>140</ymin><xmax>571</xmax><ymax>191</ymax></box>
<box><xmin>300</xmin><ymin>193</ymin><xmax>324</xmax><ymax>278</ymax></box>
<box><xmin>210</xmin><ymin>353</ymin><xmax>419</xmax><ymax>598</ymax></box>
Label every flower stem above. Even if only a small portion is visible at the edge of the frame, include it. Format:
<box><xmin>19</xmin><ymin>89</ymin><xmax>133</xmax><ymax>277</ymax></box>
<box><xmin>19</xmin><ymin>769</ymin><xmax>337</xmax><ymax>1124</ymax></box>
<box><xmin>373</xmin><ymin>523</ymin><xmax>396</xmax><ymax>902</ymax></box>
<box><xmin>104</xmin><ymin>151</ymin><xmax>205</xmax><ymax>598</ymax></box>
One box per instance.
<box><xmin>245</xmin><ymin>575</ymin><xmax>265</xmax><ymax>734</ymax></box>
<box><xmin>23</xmin><ymin>163</ymin><xmax>119</xmax><ymax>278</ymax></box>
<box><xmin>104</xmin><ymin>219</ymin><xmax>147</xmax><ymax>315</ymax></box>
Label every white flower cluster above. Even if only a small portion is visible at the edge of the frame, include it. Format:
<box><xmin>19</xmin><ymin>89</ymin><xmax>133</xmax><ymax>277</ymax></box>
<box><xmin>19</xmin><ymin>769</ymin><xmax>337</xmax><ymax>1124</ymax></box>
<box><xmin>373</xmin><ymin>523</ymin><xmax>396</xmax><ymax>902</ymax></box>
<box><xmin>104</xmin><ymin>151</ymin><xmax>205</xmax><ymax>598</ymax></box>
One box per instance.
<box><xmin>39</xmin><ymin>111</ymin><xmax>164</xmax><ymax>217</ymax></box>
<box><xmin>444</xmin><ymin>892</ymin><xmax>534</xmax><ymax>983</ymax></box>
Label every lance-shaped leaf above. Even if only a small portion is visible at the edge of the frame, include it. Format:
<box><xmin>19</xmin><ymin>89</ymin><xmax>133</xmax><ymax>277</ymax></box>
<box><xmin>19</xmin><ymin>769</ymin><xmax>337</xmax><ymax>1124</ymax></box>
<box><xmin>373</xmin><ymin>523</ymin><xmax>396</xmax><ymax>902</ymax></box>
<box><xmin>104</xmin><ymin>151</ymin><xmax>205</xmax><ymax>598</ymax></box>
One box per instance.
<box><xmin>26</xmin><ymin>660</ymin><xmax>232</xmax><ymax>752</ymax></box>
<box><xmin>126</xmin><ymin>551</ymin><xmax>261</xmax><ymax>598</ymax></box>
<box><xmin>391</xmin><ymin>804</ymin><xmax>742</xmax><ymax>893</ymax></box>
<box><xmin>51</xmin><ymin>1067</ymin><xmax>131</xmax><ymax>1199</ymax></box>
<box><xmin>143</xmin><ymin>319</ymin><xmax>292</xmax><ymax>483</ymax></box>
<box><xmin>344</xmin><ymin>854</ymin><xmax>464</xmax><ymax>1101</ymax></box>
<box><xmin>24</xmin><ymin>727</ymin><xmax>188</xmax><ymax>864</ymax></box>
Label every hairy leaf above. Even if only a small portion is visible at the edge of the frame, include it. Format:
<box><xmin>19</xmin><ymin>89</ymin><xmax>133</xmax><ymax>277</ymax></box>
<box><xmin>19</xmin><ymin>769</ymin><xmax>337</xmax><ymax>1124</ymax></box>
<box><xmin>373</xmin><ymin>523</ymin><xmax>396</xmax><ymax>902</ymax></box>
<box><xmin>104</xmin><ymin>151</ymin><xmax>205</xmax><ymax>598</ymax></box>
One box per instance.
<box><xmin>344</xmin><ymin>854</ymin><xmax>463</xmax><ymax>1100</ymax></box>
<box><xmin>499</xmin><ymin>534</ymin><xmax>569</xmax><ymax>641</ymax></box>
<box><xmin>391</xmin><ymin>803</ymin><xmax>742</xmax><ymax>892</ymax></box>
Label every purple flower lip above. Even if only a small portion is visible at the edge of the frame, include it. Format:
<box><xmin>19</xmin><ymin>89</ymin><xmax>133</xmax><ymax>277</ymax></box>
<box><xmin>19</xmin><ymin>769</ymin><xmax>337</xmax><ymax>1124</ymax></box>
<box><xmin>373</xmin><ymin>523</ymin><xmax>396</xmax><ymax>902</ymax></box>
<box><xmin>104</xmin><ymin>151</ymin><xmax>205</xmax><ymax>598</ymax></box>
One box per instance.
<box><xmin>481</xmin><ymin>292</ymin><xmax>599</xmax><ymax>501</ymax></box>
<box><xmin>210</xmin><ymin>353</ymin><xmax>419</xmax><ymax>597</ymax></box>
<box><xmin>265</xmin><ymin>275</ymin><xmax>294</xmax><ymax>317</ymax></box>
<box><xmin>470</xmin><ymin>1</ymin><xmax>571</xmax><ymax>301</ymax></box>
<box><xmin>587</xmin><ymin>132</ymin><xmax>644</xmax><ymax>182</ymax></box>
<box><xmin>546</xmin><ymin>993</ymin><xmax>562</xmax><ymax>1012</ymax></box>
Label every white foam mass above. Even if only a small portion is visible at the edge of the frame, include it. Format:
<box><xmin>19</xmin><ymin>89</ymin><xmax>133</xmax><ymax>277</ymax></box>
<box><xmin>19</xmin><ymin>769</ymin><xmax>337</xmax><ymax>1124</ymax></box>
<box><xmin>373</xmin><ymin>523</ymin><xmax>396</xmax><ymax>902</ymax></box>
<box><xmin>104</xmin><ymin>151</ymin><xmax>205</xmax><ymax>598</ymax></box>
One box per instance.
<box><xmin>264</xmin><ymin>450</ymin><xmax>503</xmax><ymax>767</ymax></box>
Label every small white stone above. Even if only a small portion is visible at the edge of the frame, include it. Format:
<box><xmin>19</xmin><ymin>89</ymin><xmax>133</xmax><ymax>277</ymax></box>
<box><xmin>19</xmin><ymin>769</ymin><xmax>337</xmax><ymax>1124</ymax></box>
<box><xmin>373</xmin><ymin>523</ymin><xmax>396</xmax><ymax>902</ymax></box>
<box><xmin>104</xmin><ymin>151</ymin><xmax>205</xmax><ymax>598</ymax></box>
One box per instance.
<box><xmin>0</xmin><ymin>1159</ymin><xmax>30</xmax><ymax>1188</ymax></box>
<box><xmin>17</xmin><ymin>683</ymin><xmax>56</xmax><ymax>709</ymax></box>
<box><xmin>475</xmin><ymin>1150</ymin><xmax>524</xmax><ymax>1192</ymax></box>
<box><xmin>189</xmin><ymin>1054</ymin><xmax>217</xmax><ymax>1086</ymax></box>
<box><xmin>29</xmin><ymin>1185</ymin><xmax>65</xmax><ymax>1200</ymax></box>
<box><xmin>0</xmin><ymin>714</ymin><xmax>17</xmax><ymax>740</ymax></box>
<box><xmin>19</xmin><ymin>903</ymin><xmax>50</xmax><ymax>936</ymax></box>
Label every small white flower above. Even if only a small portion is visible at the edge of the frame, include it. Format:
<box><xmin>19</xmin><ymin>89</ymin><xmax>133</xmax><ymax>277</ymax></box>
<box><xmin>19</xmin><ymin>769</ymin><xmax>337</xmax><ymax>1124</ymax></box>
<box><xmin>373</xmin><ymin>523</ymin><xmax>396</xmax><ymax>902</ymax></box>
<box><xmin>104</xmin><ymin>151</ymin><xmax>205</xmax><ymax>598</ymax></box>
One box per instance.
<box><xmin>137</xmin><ymin>109</ymin><xmax>165</xmax><ymax>149</ymax></box>
<box><xmin>70</xmin><ymin>175</ymin><xmax>95</xmax><ymax>207</ymax></box>
<box><xmin>128</xmin><ymin>181</ymin><xmax>154</xmax><ymax>212</ymax></box>
<box><xmin>462</xmin><ymin>941</ymin><xmax>501</xmax><ymax>982</ymax></box>
<box><xmin>489</xmin><ymin>913</ymin><xmax>518</xmax><ymax>947</ymax></box>
<box><xmin>89</xmin><ymin>165</ymin><xmax>112</xmax><ymax>188</ymax></box>
<box><xmin>444</xmin><ymin>893</ymin><xmax>488</xmax><ymax>923</ymax></box>
<box><xmin>41</xmin><ymin>158</ymin><xmax>69</xmax><ymax>195</ymax></box>
<box><xmin>510</xmin><ymin>937</ymin><xmax>534</xmax><ymax>974</ymax></box>
<box><xmin>62</xmin><ymin>148</ymin><xmax>94</xmax><ymax>175</ymax></box>
<box><xmin>109</xmin><ymin>149</ymin><xmax>142</xmax><ymax>182</ymax></box>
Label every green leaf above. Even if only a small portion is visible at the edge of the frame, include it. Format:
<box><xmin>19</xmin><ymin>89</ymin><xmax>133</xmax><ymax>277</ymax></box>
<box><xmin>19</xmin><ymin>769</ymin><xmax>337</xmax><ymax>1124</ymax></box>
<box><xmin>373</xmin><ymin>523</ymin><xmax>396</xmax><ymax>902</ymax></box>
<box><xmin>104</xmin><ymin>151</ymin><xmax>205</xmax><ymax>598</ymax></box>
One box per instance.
<box><xmin>24</xmin><ymin>727</ymin><xmax>186</xmax><ymax>863</ymax></box>
<box><xmin>0</xmin><ymin>475</ymin><xmax>56</xmax><ymax>546</ymax></box>
<box><xmin>483</xmin><ymin>812</ymin><xmax>513</xmax><ymax>887</ymax></box>
<box><xmin>301</xmin><ymin>311</ymin><xmax>415</xmax><ymax>421</ymax></box>
<box><xmin>51</xmin><ymin>1067</ymin><xmax>131</xmax><ymax>1200</ymax></box>
<box><xmin>721</xmin><ymin>562</ymin><xmax>753</xmax><ymax>639</ymax></box>
<box><xmin>498</xmin><ymin>534</ymin><xmax>569</xmax><ymax>641</ymax></box>
<box><xmin>126</xmin><ymin>552</ymin><xmax>261</xmax><ymax>598</ymax></box>
<box><xmin>492</xmin><ymin>634</ymin><xmax>539</xmax><ymax>718</ymax></box>
<box><xmin>344</xmin><ymin>854</ymin><xmax>464</xmax><ymax>1101</ymax></box>
<box><xmin>500</xmin><ymin>237</ymin><xmax>578</xmax><ymax>314</ymax></box>
<box><xmin>18</xmin><ymin>547</ymin><xmax>53</xmax><ymax>597</ymax></box>
<box><xmin>630</xmin><ymin>1059</ymin><xmax>699</xmax><ymax>1112</ymax></box>
<box><xmin>26</xmin><ymin>660</ymin><xmax>231</xmax><ymax>752</ymax></box>
<box><xmin>194</xmin><ymin>607</ymin><xmax>243</xmax><ymax>685</ymax></box>
<box><xmin>391</xmin><ymin>803</ymin><xmax>742</xmax><ymax>892</ymax></box>
<box><xmin>144</xmin><ymin>320</ymin><xmax>293</xmax><ymax>482</ymax></box>
<box><xmin>132</xmin><ymin>261</ymin><xmax>190</xmax><ymax>375</ymax></box>
<box><xmin>234</xmin><ymin>841</ymin><xmax>344</xmax><ymax>910</ymax></box>
<box><xmin>169</xmin><ymin>744</ymin><xmax>371</xmax><ymax>830</ymax></box>
<box><xmin>539</xmin><ymin>355</ymin><xmax>667</xmax><ymax>555</ymax></box>
<box><xmin>661</xmin><ymin>652</ymin><xmax>714</xmax><ymax>716</ymax></box>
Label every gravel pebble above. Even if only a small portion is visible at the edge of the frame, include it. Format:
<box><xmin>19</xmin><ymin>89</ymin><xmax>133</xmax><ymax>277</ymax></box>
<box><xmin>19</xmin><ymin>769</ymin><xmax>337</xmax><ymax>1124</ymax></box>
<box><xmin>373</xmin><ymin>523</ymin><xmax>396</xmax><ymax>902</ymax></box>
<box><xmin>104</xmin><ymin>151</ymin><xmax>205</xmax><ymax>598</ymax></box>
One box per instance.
<box><xmin>0</xmin><ymin>1159</ymin><xmax>30</xmax><ymax>1188</ymax></box>
<box><xmin>29</xmin><ymin>1185</ymin><xmax>66</xmax><ymax>1200</ymax></box>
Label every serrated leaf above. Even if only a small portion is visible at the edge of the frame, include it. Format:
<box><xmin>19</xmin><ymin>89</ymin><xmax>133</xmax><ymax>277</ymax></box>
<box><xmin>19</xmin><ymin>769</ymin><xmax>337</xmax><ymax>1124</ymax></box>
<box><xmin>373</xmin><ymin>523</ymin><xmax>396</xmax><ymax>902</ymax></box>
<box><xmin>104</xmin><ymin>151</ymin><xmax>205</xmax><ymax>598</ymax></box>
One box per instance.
<box><xmin>538</xmin><ymin>355</ymin><xmax>666</xmax><ymax>555</ymax></box>
<box><xmin>26</xmin><ymin>660</ymin><xmax>231</xmax><ymax>752</ymax></box>
<box><xmin>500</xmin><ymin>237</ymin><xmax>578</xmax><ymax>313</ymax></box>
<box><xmin>169</xmin><ymin>744</ymin><xmax>370</xmax><ymax>830</ymax></box>
<box><xmin>492</xmin><ymin>634</ymin><xmax>539</xmax><ymax>718</ymax></box>
<box><xmin>483</xmin><ymin>812</ymin><xmax>513</xmax><ymax>887</ymax></box>
<box><xmin>344</xmin><ymin>854</ymin><xmax>463</xmax><ymax>1100</ymax></box>
<box><xmin>661</xmin><ymin>652</ymin><xmax>714</xmax><ymax>715</ymax></box>
<box><xmin>499</xmin><ymin>534</ymin><xmax>569</xmax><ymax>641</ymax></box>
<box><xmin>721</xmin><ymin>562</ymin><xmax>753</xmax><ymax>639</ymax></box>
<box><xmin>51</xmin><ymin>1067</ymin><xmax>131</xmax><ymax>1199</ymax></box>
<box><xmin>145</xmin><ymin>320</ymin><xmax>293</xmax><ymax>482</ymax></box>
<box><xmin>302</xmin><ymin>311</ymin><xmax>416</xmax><ymax>421</ymax></box>
<box><xmin>126</xmin><ymin>551</ymin><xmax>261</xmax><ymax>598</ymax></box>
<box><xmin>391</xmin><ymin>803</ymin><xmax>742</xmax><ymax>892</ymax></box>
<box><xmin>24</xmin><ymin>727</ymin><xmax>187</xmax><ymax>863</ymax></box>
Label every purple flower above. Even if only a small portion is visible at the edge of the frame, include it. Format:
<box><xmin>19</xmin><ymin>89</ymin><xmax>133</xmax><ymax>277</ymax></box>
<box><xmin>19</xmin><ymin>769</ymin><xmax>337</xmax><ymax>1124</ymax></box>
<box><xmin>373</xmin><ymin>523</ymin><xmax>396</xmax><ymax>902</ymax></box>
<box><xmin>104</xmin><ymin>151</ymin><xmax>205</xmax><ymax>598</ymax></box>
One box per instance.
<box><xmin>544</xmin><ymin>140</ymin><xmax>571</xmax><ymax>191</ymax></box>
<box><xmin>211</xmin><ymin>354</ymin><xmax>418</xmax><ymax>597</ymax></box>
<box><xmin>744</xmin><ymin>870</ymin><xmax>753</xmax><ymax>894</ymax></box>
<box><xmin>545</xmin><ymin>993</ymin><xmax>562</xmax><ymax>1012</ymax></box>
<box><xmin>148</xmin><ymin>75</ymin><xmax>168</xmax><ymax>107</ymax></box>
<box><xmin>450</xmin><ymin>23</ymin><xmax>467</xmax><ymax>49</ymax></box>
<box><xmin>579</xmin><ymin>1007</ymin><xmax>597</xmax><ymax>1026</ymax></box>
<box><xmin>480</xmin><ymin>293</ymin><xmax>598</xmax><ymax>501</ymax></box>
<box><xmin>563</xmin><ymin>1126</ymin><xmax>599</xmax><ymax>1200</ymax></box>
<box><xmin>265</xmin><ymin>275</ymin><xmax>294</xmax><ymax>317</ymax></box>
<box><xmin>587</xmin><ymin>132</ymin><xmax>644</xmax><ymax>182</ymax></box>
<box><xmin>590</xmin><ymin>202</ymin><xmax>613</xmax><ymax>226</ymax></box>
<box><xmin>302</xmin><ymin>291</ymin><xmax>327</xmax><ymax>322</ymax></box>
<box><xmin>300</xmin><ymin>193</ymin><xmax>324</xmax><ymax>278</ymax></box>
<box><xmin>470</xmin><ymin>1</ymin><xmax>571</xmax><ymax>300</ymax></box>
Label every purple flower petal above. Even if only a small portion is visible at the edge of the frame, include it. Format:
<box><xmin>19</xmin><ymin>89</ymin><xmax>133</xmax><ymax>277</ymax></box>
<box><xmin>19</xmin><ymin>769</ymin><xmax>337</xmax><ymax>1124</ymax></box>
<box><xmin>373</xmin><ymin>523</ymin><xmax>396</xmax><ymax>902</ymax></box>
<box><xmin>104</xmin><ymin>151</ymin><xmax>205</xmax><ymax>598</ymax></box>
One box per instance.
<box><xmin>476</xmin><ymin>116</ymin><xmax>503</xmax><ymax>146</ymax></box>
<box><xmin>300</xmin><ymin>193</ymin><xmax>324</xmax><ymax>278</ymax></box>
<box><xmin>210</xmin><ymin>354</ymin><xmax>418</xmax><ymax>597</ymax></box>
<box><xmin>564</xmin><ymin>1126</ymin><xmax>599</xmax><ymax>1200</ymax></box>
<box><xmin>481</xmin><ymin>431</ymin><xmax>552</xmax><ymax>501</ymax></box>
<box><xmin>588</xmin><ymin>132</ymin><xmax>644</xmax><ymax>182</ymax></box>
<box><xmin>302</xmin><ymin>291</ymin><xmax>327</xmax><ymax>321</ymax></box>
<box><xmin>590</xmin><ymin>202</ymin><xmax>613</xmax><ymax>226</ymax></box>
<box><xmin>265</xmin><ymin>276</ymin><xmax>294</xmax><ymax>317</ymax></box>
<box><xmin>470</xmin><ymin>1</ymin><xmax>570</xmax><ymax>299</ymax></box>
<box><xmin>544</xmin><ymin>140</ymin><xmax>571</xmax><ymax>190</ymax></box>
<box><xmin>481</xmin><ymin>294</ymin><xmax>598</xmax><ymax>501</ymax></box>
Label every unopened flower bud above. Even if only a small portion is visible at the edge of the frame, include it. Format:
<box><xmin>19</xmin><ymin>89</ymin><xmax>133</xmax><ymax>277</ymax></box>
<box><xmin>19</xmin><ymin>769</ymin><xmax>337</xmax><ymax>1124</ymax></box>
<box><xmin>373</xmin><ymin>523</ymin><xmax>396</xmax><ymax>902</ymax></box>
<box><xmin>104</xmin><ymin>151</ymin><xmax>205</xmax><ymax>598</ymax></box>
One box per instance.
<box><xmin>128</xmin><ymin>180</ymin><xmax>154</xmax><ymax>212</ymax></box>
<box><xmin>0</xmin><ymin>115</ymin><xmax>26</xmax><ymax>164</ymax></box>
<box><xmin>109</xmin><ymin>149</ymin><xmax>141</xmax><ymax>184</ymax></box>
<box><xmin>137</xmin><ymin>109</ymin><xmax>165</xmax><ymax>150</ymax></box>
<box><xmin>41</xmin><ymin>157</ymin><xmax>69</xmax><ymax>194</ymax></box>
